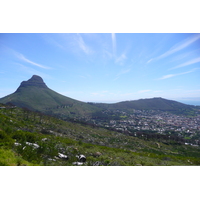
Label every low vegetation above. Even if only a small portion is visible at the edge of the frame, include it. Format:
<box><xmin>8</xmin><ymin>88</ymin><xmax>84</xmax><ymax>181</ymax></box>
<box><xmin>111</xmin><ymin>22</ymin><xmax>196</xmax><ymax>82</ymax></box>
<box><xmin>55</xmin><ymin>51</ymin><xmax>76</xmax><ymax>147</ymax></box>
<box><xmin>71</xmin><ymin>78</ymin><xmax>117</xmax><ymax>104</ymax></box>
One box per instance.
<box><xmin>0</xmin><ymin>103</ymin><xmax>200</xmax><ymax>166</ymax></box>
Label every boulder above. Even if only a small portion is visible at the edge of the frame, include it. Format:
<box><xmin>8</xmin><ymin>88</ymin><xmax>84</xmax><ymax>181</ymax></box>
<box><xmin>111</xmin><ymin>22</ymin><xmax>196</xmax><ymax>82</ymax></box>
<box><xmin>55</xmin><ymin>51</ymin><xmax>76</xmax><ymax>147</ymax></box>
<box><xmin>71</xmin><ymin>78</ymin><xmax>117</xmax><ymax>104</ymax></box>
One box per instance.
<box><xmin>58</xmin><ymin>153</ymin><xmax>68</xmax><ymax>160</ymax></box>
<box><xmin>76</xmin><ymin>154</ymin><xmax>86</xmax><ymax>162</ymax></box>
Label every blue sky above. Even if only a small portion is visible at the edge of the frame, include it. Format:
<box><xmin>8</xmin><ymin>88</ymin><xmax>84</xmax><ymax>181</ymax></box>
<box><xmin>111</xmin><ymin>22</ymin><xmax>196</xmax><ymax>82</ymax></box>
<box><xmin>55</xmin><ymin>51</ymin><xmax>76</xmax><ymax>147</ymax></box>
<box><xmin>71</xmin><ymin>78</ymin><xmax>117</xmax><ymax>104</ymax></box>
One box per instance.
<box><xmin>0</xmin><ymin>33</ymin><xmax>200</xmax><ymax>105</ymax></box>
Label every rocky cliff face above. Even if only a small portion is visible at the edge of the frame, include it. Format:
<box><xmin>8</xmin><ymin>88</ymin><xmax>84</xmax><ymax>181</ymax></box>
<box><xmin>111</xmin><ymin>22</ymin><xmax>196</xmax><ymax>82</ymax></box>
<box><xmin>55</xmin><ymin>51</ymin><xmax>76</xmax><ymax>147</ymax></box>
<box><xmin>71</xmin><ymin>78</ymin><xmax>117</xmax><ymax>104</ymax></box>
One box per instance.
<box><xmin>16</xmin><ymin>75</ymin><xmax>48</xmax><ymax>92</ymax></box>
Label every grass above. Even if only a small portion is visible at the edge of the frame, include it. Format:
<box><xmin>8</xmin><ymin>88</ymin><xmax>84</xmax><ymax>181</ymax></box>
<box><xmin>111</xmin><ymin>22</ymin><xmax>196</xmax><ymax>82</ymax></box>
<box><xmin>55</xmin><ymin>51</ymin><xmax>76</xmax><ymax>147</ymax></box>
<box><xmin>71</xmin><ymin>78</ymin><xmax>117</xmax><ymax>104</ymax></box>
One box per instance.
<box><xmin>0</xmin><ymin>104</ymin><xmax>200</xmax><ymax>166</ymax></box>
<box><xmin>0</xmin><ymin>148</ymin><xmax>35</xmax><ymax>166</ymax></box>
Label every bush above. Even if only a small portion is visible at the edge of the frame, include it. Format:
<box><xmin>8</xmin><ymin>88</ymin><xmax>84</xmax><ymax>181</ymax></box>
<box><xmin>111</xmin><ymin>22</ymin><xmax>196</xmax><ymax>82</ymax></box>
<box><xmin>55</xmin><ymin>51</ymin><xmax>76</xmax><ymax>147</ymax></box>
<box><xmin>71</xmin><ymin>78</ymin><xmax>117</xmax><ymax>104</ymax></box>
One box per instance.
<box><xmin>0</xmin><ymin>148</ymin><xmax>33</xmax><ymax>166</ymax></box>
<box><xmin>0</xmin><ymin>130</ymin><xmax>14</xmax><ymax>147</ymax></box>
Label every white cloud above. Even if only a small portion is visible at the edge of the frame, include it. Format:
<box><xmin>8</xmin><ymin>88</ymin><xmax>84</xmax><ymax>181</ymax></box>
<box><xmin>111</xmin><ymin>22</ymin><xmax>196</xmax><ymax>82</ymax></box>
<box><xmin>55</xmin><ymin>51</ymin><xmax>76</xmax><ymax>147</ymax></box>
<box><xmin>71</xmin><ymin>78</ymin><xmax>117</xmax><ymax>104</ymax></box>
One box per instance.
<box><xmin>148</xmin><ymin>34</ymin><xmax>200</xmax><ymax>63</ymax></box>
<box><xmin>15</xmin><ymin>63</ymin><xmax>51</xmax><ymax>79</ymax></box>
<box><xmin>78</xmin><ymin>75</ymin><xmax>87</xmax><ymax>79</ymax></box>
<box><xmin>153</xmin><ymin>90</ymin><xmax>163</xmax><ymax>93</ymax></box>
<box><xmin>111</xmin><ymin>33</ymin><xmax>116</xmax><ymax>56</ymax></box>
<box><xmin>169</xmin><ymin>50</ymin><xmax>199</xmax><ymax>63</ymax></box>
<box><xmin>16</xmin><ymin>54</ymin><xmax>51</xmax><ymax>69</ymax></box>
<box><xmin>1</xmin><ymin>45</ymin><xmax>51</xmax><ymax>69</ymax></box>
<box><xmin>78</xmin><ymin>74</ymin><xmax>91</xmax><ymax>79</ymax></box>
<box><xmin>114</xmin><ymin>68</ymin><xmax>131</xmax><ymax>81</ymax></box>
<box><xmin>158</xmin><ymin>74</ymin><xmax>176</xmax><ymax>80</ymax></box>
<box><xmin>76</xmin><ymin>34</ymin><xmax>93</xmax><ymax>55</ymax></box>
<box><xmin>138</xmin><ymin>90</ymin><xmax>151</xmax><ymax>93</ymax></box>
<box><xmin>45</xmin><ymin>34</ymin><xmax>93</xmax><ymax>56</ymax></box>
<box><xmin>170</xmin><ymin>34</ymin><xmax>200</xmax><ymax>53</ymax></box>
<box><xmin>103</xmin><ymin>49</ymin><xmax>113</xmax><ymax>59</ymax></box>
<box><xmin>171</xmin><ymin>56</ymin><xmax>200</xmax><ymax>70</ymax></box>
<box><xmin>119</xmin><ymin>68</ymin><xmax>131</xmax><ymax>76</ymax></box>
<box><xmin>147</xmin><ymin>58</ymin><xmax>153</xmax><ymax>64</ymax></box>
<box><xmin>115</xmin><ymin>53</ymin><xmax>127</xmax><ymax>65</ymax></box>
<box><xmin>42</xmin><ymin>34</ymin><xmax>64</xmax><ymax>50</ymax></box>
<box><xmin>91</xmin><ymin>92</ymin><xmax>105</xmax><ymax>97</ymax></box>
<box><xmin>158</xmin><ymin>68</ymin><xmax>199</xmax><ymax>80</ymax></box>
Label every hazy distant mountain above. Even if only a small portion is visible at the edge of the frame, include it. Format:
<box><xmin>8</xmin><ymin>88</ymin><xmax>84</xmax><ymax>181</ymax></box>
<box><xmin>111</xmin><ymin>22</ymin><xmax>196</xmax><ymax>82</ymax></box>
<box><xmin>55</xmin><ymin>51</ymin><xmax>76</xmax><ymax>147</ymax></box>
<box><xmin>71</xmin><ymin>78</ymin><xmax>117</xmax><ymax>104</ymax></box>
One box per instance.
<box><xmin>0</xmin><ymin>75</ymin><xmax>99</xmax><ymax>118</ymax></box>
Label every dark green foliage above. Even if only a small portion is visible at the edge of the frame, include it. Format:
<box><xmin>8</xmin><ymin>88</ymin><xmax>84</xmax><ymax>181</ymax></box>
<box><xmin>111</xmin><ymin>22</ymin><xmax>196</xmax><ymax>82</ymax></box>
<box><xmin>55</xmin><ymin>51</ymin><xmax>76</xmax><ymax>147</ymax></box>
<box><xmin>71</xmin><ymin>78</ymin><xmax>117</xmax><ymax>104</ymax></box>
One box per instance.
<box><xmin>0</xmin><ymin>130</ymin><xmax>14</xmax><ymax>147</ymax></box>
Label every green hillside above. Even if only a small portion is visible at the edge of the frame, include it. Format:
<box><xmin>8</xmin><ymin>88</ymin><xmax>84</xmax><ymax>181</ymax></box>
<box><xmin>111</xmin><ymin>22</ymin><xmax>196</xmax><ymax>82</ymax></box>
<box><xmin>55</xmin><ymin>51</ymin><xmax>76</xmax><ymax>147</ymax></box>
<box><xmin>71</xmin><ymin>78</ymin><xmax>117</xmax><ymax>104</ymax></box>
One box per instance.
<box><xmin>0</xmin><ymin>75</ymin><xmax>100</xmax><ymax>119</ymax></box>
<box><xmin>94</xmin><ymin>97</ymin><xmax>196</xmax><ymax>115</ymax></box>
<box><xmin>0</xmin><ymin>75</ymin><xmax>197</xmax><ymax>121</ymax></box>
<box><xmin>0</xmin><ymin>103</ymin><xmax>200</xmax><ymax>166</ymax></box>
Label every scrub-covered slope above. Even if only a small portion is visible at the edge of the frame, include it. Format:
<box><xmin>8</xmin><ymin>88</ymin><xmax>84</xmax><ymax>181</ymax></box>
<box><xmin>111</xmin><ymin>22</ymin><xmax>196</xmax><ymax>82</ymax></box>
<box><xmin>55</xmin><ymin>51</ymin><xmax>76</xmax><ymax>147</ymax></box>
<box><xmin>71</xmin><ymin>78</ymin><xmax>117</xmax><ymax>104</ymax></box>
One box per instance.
<box><xmin>0</xmin><ymin>75</ymin><xmax>99</xmax><ymax>118</ymax></box>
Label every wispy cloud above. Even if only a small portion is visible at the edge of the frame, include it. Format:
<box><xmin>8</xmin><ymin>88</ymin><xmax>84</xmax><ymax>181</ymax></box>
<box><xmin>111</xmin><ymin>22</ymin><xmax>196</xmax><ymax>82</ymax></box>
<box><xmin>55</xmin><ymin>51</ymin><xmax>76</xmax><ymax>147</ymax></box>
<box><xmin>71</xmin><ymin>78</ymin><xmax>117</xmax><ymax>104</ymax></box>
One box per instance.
<box><xmin>168</xmin><ymin>49</ymin><xmax>200</xmax><ymax>63</ymax></box>
<box><xmin>15</xmin><ymin>63</ymin><xmax>51</xmax><ymax>79</ymax></box>
<box><xmin>147</xmin><ymin>34</ymin><xmax>200</xmax><ymax>63</ymax></box>
<box><xmin>170</xmin><ymin>56</ymin><xmax>200</xmax><ymax>70</ymax></box>
<box><xmin>103</xmin><ymin>49</ymin><xmax>113</xmax><ymax>59</ymax></box>
<box><xmin>91</xmin><ymin>92</ymin><xmax>106</xmax><ymax>97</ymax></box>
<box><xmin>16</xmin><ymin>53</ymin><xmax>51</xmax><ymax>69</ymax></box>
<box><xmin>42</xmin><ymin>34</ymin><xmax>65</xmax><ymax>50</ymax></box>
<box><xmin>118</xmin><ymin>68</ymin><xmax>131</xmax><ymax>75</ymax></box>
<box><xmin>76</xmin><ymin>34</ymin><xmax>93</xmax><ymax>55</ymax></box>
<box><xmin>153</xmin><ymin>90</ymin><xmax>163</xmax><ymax>93</ymax></box>
<box><xmin>44</xmin><ymin>34</ymin><xmax>93</xmax><ymax>56</ymax></box>
<box><xmin>158</xmin><ymin>74</ymin><xmax>176</xmax><ymax>80</ymax></box>
<box><xmin>147</xmin><ymin>59</ymin><xmax>153</xmax><ymax>64</ymax></box>
<box><xmin>3</xmin><ymin>45</ymin><xmax>52</xmax><ymax>70</ymax></box>
<box><xmin>114</xmin><ymin>68</ymin><xmax>131</xmax><ymax>81</ymax></box>
<box><xmin>111</xmin><ymin>33</ymin><xmax>116</xmax><ymax>56</ymax></box>
<box><xmin>138</xmin><ymin>90</ymin><xmax>151</xmax><ymax>93</ymax></box>
<box><xmin>78</xmin><ymin>73</ymin><xmax>91</xmax><ymax>79</ymax></box>
<box><xmin>158</xmin><ymin>68</ymin><xmax>199</xmax><ymax>80</ymax></box>
<box><xmin>115</xmin><ymin>53</ymin><xmax>127</xmax><ymax>65</ymax></box>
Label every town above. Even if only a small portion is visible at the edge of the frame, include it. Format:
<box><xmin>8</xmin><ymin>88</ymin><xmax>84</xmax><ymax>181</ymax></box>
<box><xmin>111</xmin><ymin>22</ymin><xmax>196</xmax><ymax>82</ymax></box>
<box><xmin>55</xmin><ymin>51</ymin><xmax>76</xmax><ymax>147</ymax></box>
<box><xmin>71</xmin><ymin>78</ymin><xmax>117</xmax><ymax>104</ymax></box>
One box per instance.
<box><xmin>90</xmin><ymin>109</ymin><xmax>200</xmax><ymax>144</ymax></box>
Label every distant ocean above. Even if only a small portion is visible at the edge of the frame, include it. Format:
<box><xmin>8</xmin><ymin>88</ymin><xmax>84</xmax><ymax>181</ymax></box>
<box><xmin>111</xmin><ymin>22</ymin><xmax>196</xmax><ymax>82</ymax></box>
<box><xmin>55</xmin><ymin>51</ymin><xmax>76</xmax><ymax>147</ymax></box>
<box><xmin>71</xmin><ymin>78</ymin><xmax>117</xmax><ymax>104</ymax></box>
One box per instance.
<box><xmin>178</xmin><ymin>100</ymin><xmax>200</xmax><ymax>106</ymax></box>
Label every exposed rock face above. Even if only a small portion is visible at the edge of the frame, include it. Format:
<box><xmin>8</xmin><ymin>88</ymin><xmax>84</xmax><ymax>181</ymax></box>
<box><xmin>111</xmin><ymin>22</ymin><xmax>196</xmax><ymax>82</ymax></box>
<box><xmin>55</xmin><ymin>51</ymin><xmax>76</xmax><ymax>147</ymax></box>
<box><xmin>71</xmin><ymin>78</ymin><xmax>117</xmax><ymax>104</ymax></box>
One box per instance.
<box><xmin>16</xmin><ymin>75</ymin><xmax>48</xmax><ymax>91</ymax></box>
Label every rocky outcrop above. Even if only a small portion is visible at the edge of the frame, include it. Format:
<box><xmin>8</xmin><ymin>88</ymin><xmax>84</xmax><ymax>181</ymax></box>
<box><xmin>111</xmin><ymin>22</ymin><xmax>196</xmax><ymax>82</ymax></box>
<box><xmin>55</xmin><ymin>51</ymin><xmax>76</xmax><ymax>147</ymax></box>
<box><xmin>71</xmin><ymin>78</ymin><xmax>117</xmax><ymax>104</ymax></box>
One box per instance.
<box><xmin>16</xmin><ymin>75</ymin><xmax>48</xmax><ymax>92</ymax></box>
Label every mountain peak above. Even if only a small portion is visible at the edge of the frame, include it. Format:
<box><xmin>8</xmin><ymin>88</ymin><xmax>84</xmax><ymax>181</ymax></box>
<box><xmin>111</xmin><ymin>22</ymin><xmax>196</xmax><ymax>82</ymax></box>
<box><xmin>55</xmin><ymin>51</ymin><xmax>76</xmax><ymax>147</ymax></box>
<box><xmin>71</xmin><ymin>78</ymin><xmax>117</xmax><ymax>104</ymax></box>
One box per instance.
<box><xmin>16</xmin><ymin>75</ymin><xmax>48</xmax><ymax>91</ymax></box>
<box><xmin>30</xmin><ymin>75</ymin><xmax>44</xmax><ymax>82</ymax></box>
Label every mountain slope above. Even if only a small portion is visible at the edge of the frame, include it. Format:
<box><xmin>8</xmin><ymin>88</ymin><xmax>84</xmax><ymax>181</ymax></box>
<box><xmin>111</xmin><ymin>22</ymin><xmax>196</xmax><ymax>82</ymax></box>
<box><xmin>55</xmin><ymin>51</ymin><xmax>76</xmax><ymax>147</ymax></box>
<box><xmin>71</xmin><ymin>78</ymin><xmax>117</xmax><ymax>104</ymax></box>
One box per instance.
<box><xmin>94</xmin><ymin>97</ymin><xmax>196</xmax><ymax>115</ymax></box>
<box><xmin>0</xmin><ymin>75</ymin><xmax>197</xmax><ymax>119</ymax></box>
<box><xmin>1</xmin><ymin>103</ymin><xmax>200</xmax><ymax>166</ymax></box>
<box><xmin>0</xmin><ymin>75</ymin><xmax>99</xmax><ymax>118</ymax></box>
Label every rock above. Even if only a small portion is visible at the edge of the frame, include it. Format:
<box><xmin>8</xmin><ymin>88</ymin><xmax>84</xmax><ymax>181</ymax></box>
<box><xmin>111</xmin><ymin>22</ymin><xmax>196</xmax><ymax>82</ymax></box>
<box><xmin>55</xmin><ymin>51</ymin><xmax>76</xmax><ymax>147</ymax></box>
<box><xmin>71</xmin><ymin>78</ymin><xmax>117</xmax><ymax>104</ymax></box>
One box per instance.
<box><xmin>73</xmin><ymin>162</ymin><xmax>83</xmax><ymax>166</ymax></box>
<box><xmin>93</xmin><ymin>152</ymin><xmax>102</xmax><ymax>157</ymax></box>
<box><xmin>17</xmin><ymin>75</ymin><xmax>48</xmax><ymax>90</ymax></box>
<box><xmin>74</xmin><ymin>147</ymin><xmax>78</xmax><ymax>151</ymax></box>
<box><xmin>58</xmin><ymin>153</ymin><xmax>68</xmax><ymax>160</ymax></box>
<box><xmin>25</xmin><ymin>142</ymin><xmax>39</xmax><ymax>149</ymax></box>
<box><xmin>76</xmin><ymin>154</ymin><xmax>86</xmax><ymax>162</ymax></box>
<box><xmin>156</xmin><ymin>142</ymin><xmax>160</xmax><ymax>148</ymax></box>
<box><xmin>41</xmin><ymin>138</ymin><xmax>48</xmax><ymax>142</ymax></box>
<box><xmin>93</xmin><ymin>161</ymin><xmax>102</xmax><ymax>166</ymax></box>
<box><xmin>14</xmin><ymin>142</ymin><xmax>21</xmax><ymax>146</ymax></box>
